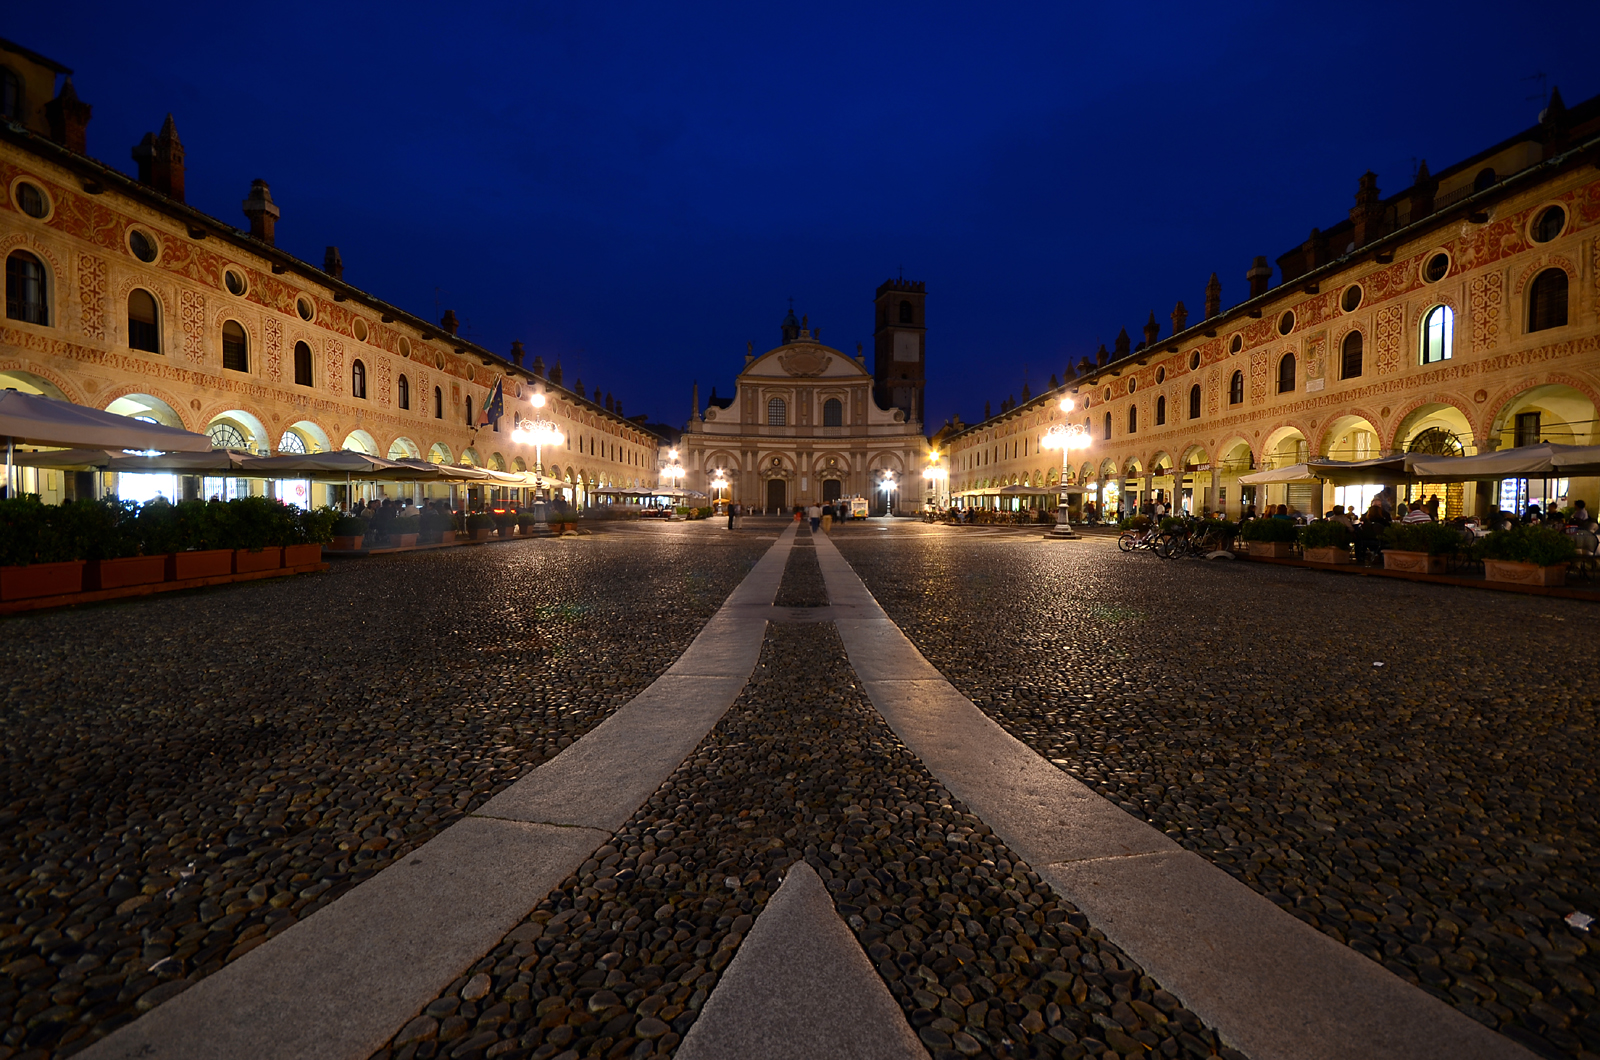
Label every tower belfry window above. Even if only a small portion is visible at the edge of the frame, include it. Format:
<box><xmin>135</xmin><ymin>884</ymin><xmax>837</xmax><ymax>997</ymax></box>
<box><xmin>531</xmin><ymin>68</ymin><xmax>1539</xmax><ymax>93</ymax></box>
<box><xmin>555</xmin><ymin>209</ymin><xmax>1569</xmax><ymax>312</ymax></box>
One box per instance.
<box><xmin>899</xmin><ymin>300</ymin><xmax>913</xmax><ymax>324</ymax></box>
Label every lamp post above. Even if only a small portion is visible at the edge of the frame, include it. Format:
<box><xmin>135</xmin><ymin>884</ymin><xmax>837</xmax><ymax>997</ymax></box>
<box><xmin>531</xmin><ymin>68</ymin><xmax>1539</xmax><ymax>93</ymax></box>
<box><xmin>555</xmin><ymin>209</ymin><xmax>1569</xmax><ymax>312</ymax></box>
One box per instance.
<box><xmin>879</xmin><ymin>469</ymin><xmax>898</xmax><ymax>516</ymax></box>
<box><xmin>660</xmin><ymin>449</ymin><xmax>685</xmax><ymax>514</ymax></box>
<box><xmin>710</xmin><ymin>470</ymin><xmax>728</xmax><ymax>512</ymax></box>
<box><xmin>511</xmin><ymin>392</ymin><xmax>565</xmax><ymax>531</ymax></box>
<box><xmin>922</xmin><ymin>455</ymin><xmax>947</xmax><ymax>515</ymax></box>
<box><xmin>1040</xmin><ymin>396</ymin><xmax>1092</xmax><ymax>538</ymax></box>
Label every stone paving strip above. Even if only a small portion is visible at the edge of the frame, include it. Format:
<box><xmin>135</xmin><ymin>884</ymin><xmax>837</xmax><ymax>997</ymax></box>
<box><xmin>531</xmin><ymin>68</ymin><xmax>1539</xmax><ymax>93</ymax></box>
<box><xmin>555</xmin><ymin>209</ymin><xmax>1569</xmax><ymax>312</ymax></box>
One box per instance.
<box><xmin>834</xmin><ymin>528</ymin><xmax>1600</xmax><ymax>1060</ymax></box>
<box><xmin>0</xmin><ymin>529</ymin><xmax>774</xmax><ymax>1060</ymax></box>
<box><xmin>810</xmin><ymin>531</ymin><xmax>1530</xmax><ymax>1060</ymax></box>
<box><xmin>71</xmin><ymin>526</ymin><xmax>797</xmax><ymax>1060</ymax></box>
<box><xmin>675</xmin><ymin>861</ymin><xmax>926</xmax><ymax>1060</ymax></box>
<box><xmin>380</xmin><ymin>547</ymin><xmax>1239</xmax><ymax>1060</ymax></box>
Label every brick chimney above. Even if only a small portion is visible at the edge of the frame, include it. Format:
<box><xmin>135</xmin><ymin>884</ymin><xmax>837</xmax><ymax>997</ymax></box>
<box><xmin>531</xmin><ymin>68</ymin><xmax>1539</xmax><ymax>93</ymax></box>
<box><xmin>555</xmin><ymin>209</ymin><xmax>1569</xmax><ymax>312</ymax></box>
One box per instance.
<box><xmin>241</xmin><ymin>179</ymin><xmax>280</xmax><ymax>245</ymax></box>
<box><xmin>440</xmin><ymin>310</ymin><xmax>458</xmax><ymax>336</ymax></box>
<box><xmin>44</xmin><ymin>78</ymin><xmax>91</xmax><ymax>155</ymax></box>
<box><xmin>550</xmin><ymin>362</ymin><xmax>563</xmax><ymax>385</ymax></box>
<box><xmin>1301</xmin><ymin>227</ymin><xmax>1329</xmax><ymax>271</ymax></box>
<box><xmin>1409</xmin><ymin>160</ymin><xmax>1436</xmax><ymax>219</ymax></box>
<box><xmin>1171</xmin><ymin>300</ymin><xmax>1188</xmax><ymax>336</ymax></box>
<box><xmin>605</xmin><ymin>392</ymin><xmax>615</xmax><ymax>412</ymax></box>
<box><xmin>323</xmin><ymin>246</ymin><xmax>343</xmax><ymax>280</ymax></box>
<box><xmin>1349</xmin><ymin>171</ymin><xmax>1383</xmax><ymax>247</ymax></box>
<box><xmin>1246</xmin><ymin>256</ymin><xmax>1272</xmax><ymax>298</ymax></box>
<box><xmin>1142</xmin><ymin>312</ymin><xmax>1160</xmax><ymax>347</ymax></box>
<box><xmin>1095</xmin><ymin>344</ymin><xmax>1109</xmax><ymax>367</ymax></box>
<box><xmin>1204</xmin><ymin>273</ymin><xmax>1221</xmax><ymax>318</ymax></box>
<box><xmin>152</xmin><ymin>115</ymin><xmax>184</xmax><ymax>201</ymax></box>
<box><xmin>1114</xmin><ymin>328</ymin><xmax>1130</xmax><ymax>358</ymax></box>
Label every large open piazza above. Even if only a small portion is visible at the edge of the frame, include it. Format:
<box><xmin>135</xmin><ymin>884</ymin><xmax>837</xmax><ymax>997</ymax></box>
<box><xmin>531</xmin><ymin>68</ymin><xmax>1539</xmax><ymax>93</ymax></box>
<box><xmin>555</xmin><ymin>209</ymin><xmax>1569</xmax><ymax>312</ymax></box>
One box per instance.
<box><xmin>2</xmin><ymin>520</ymin><xmax>1595</xmax><ymax>1060</ymax></box>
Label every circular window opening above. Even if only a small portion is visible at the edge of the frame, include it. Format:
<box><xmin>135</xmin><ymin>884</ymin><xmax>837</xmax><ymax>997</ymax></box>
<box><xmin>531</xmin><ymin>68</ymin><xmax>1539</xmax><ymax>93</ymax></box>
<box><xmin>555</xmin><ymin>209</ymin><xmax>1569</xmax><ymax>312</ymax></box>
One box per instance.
<box><xmin>129</xmin><ymin>229</ymin><xmax>158</xmax><ymax>263</ymax></box>
<box><xmin>1532</xmin><ymin>205</ymin><xmax>1566</xmax><ymax>244</ymax></box>
<box><xmin>1341</xmin><ymin>285</ymin><xmax>1362</xmax><ymax>312</ymax></box>
<box><xmin>1103</xmin><ymin>387</ymin><xmax>1111</xmax><ymax>402</ymax></box>
<box><xmin>399</xmin><ymin>337</ymin><xmax>412</xmax><ymax>358</ymax></box>
<box><xmin>16</xmin><ymin>182</ymin><xmax>48</xmax><ymax>219</ymax></box>
<box><xmin>1423</xmin><ymin>252</ymin><xmax>1449</xmax><ymax>283</ymax></box>
<box><xmin>1229</xmin><ymin>334</ymin><xmax>1243</xmax><ymax>354</ymax></box>
<box><xmin>1189</xmin><ymin>350</ymin><xmax>1201</xmax><ymax>371</ymax></box>
<box><xmin>353</xmin><ymin>318</ymin><xmax>369</xmax><ymax>342</ymax></box>
<box><xmin>224</xmin><ymin>269</ymin><xmax>246</xmax><ymax>296</ymax></box>
<box><xmin>434</xmin><ymin>352</ymin><xmax>445</xmax><ymax>369</ymax></box>
<box><xmin>1277</xmin><ymin>310</ymin><xmax>1295</xmax><ymax>336</ymax></box>
<box><xmin>1127</xmin><ymin>378</ymin><xmax>1137</xmax><ymax>394</ymax></box>
<box><xmin>296</xmin><ymin>297</ymin><xmax>314</xmax><ymax>321</ymax></box>
<box><xmin>1155</xmin><ymin>367</ymin><xmax>1166</xmax><ymax>384</ymax></box>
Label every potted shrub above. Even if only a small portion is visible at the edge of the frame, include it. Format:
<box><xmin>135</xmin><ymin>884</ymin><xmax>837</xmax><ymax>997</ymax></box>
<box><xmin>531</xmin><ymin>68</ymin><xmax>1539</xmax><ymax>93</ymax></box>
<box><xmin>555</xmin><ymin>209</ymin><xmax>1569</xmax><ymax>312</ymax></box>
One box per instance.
<box><xmin>0</xmin><ymin>498</ymin><xmax>87</xmax><ymax>600</ymax></box>
<box><xmin>1239</xmin><ymin>517</ymin><xmax>1299</xmax><ymax>558</ymax></box>
<box><xmin>285</xmin><ymin>506</ymin><xmax>336</xmax><ymax>566</ymax></box>
<box><xmin>330</xmin><ymin>515</ymin><xmax>369</xmax><ymax>552</ymax></box>
<box><xmin>493</xmin><ymin>511</ymin><xmax>517</xmax><ymax>537</ymax></box>
<box><xmin>1480</xmin><ymin>524</ymin><xmax>1577</xmax><ymax>586</ymax></box>
<box><xmin>418</xmin><ymin>507</ymin><xmax>451</xmax><ymax>544</ymax></box>
<box><xmin>516</xmin><ymin>512</ymin><xmax>540</xmax><ymax>535</ymax></box>
<box><xmin>83</xmin><ymin>499</ymin><xmax>164</xmax><ymax>590</ymax></box>
<box><xmin>1379</xmin><ymin>522</ymin><xmax>1463</xmax><ymax>574</ymax></box>
<box><xmin>224</xmin><ymin>496</ymin><xmax>285</xmax><ymax>573</ymax></box>
<box><xmin>166</xmin><ymin>500</ymin><xmax>234</xmax><ymax>580</ymax></box>
<box><xmin>1299</xmin><ymin>519</ymin><xmax>1354</xmax><ymax>564</ymax></box>
<box><xmin>466</xmin><ymin>512</ymin><xmax>496</xmax><ymax>541</ymax></box>
<box><xmin>390</xmin><ymin>513</ymin><xmax>421</xmax><ymax>547</ymax></box>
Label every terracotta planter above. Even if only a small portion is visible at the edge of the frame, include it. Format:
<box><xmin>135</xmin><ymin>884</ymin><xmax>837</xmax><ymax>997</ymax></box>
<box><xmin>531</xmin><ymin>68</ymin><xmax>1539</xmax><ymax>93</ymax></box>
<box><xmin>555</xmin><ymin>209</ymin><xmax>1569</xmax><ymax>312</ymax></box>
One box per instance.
<box><xmin>1304</xmin><ymin>546</ymin><xmax>1353</xmax><ymax>565</ymax></box>
<box><xmin>284</xmin><ymin>544</ymin><xmax>323</xmax><ymax>567</ymax></box>
<box><xmin>439</xmin><ymin>530</ymin><xmax>457</xmax><ymax>545</ymax></box>
<box><xmin>1247</xmin><ymin>541</ymin><xmax>1296</xmax><ymax>559</ymax></box>
<box><xmin>90</xmin><ymin>554</ymin><xmax>167</xmax><ymax>590</ymax></box>
<box><xmin>395</xmin><ymin>533</ymin><xmax>419</xmax><ymax>547</ymax></box>
<box><xmin>1</xmin><ymin>560</ymin><xmax>86</xmax><ymax>601</ymax></box>
<box><xmin>1383</xmin><ymin>549</ymin><xmax>1447</xmax><ymax>575</ymax></box>
<box><xmin>234</xmin><ymin>548</ymin><xmax>283</xmax><ymax>574</ymax></box>
<box><xmin>469</xmin><ymin>528</ymin><xmax>492</xmax><ymax>541</ymax></box>
<box><xmin>169</xmin><ymin>549</ymin><xmax>233</xmax><ymax>581</ymax></box>
<box><xmin>331</xmin><ymin>535</ymin><xmax>365</xmax><ymax>551</ymax></box>
<box><xmin>1484</xmin><ymin>559</ymin><xmax>1568</xmax><ymax>587</ymax></box>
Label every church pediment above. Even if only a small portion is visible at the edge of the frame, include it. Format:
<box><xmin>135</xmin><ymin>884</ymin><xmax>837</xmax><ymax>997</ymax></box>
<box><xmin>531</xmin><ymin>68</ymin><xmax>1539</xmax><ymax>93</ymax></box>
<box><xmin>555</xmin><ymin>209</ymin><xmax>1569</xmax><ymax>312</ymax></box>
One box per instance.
<box><xmin>741</xmin><ymin>341</ymin><xmax>869</xmax><ymax>380</ymax></box>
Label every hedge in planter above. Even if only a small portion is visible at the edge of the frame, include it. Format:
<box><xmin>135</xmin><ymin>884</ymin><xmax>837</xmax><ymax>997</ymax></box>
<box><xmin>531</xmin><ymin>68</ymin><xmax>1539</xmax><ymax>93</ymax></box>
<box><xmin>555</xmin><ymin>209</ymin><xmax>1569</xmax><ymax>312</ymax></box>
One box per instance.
<box><xmin>1238</xmin><ymin>518</ymin><xmax>1299</xmax><ymax>543</ymax></box>
<box><xmin>1380</xmin><ymin>522</ymin><xmax>1464</xmax><ymax>555</ymax></box>
<box><xmin>1299</xmin><ymin>519</ymin><xmax>1354</xmax><ymax>563</ymax></box>
<box><xmin>1480</xmin><ymin>524</ymin><xmax>1577</xmax><ymax>585</ymax></box>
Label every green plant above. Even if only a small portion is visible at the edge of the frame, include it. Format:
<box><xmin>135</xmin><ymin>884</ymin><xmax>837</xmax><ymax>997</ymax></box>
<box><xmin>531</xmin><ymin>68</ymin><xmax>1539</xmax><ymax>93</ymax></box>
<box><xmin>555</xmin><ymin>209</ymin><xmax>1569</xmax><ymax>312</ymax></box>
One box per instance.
<box><xmin>292</xmin><ymin>506</ymin><xmax>340</xmax><ymax>545</ymax></box>
<box><xmin>333</xmin><ymin>515</ymin><xmax>368</xmax><ymax>537</ymax></box>
<box><xmin>1381</xmin><ymin>521</ymin><xmax>1465</xmax><ymax>555</ymax></box>
<box><xmin>218</xmin><ymin>496</ymin><xmax>286</xmax><ymax>551</ymax></box>
<box><xmin>1118</xmin><ymin>515</ymin><xmax>1152</xmax><ymax>531</ymax></box>
<box><xmin>390</xmin><ymin>514</ymin><xmax>421</xmax><ymax>536</ymax></box>
<box><xmin>1239</xmin><ymin>518</ymin><xmax>1299</xmax><ymax>542</ymax></box>
<box><xmin>1159</xmin><ymin>516</ymin><xmax>1186</xmax><ymax>533</ymax></box>
<box><xmin>493</xmin><ymin>511</ymin><xmax>517</xmax><ymax>530</ymax></box>
<box><xmin>1480</xmin><ymin>524</ymin><xmax>1578</xmax><ymax>567</ymax></box>
<box><xmin>1299</xmin><ymin>519</ymin><xmax>1353</xmax><ymax>549</ymax></box>
<box><xmin>466</xmin><ymin>512</ymin><xmax>497</xmax><ymax>531</ymax></box>
<box><xmin>517</xmin><ymin>512</ymin><xmax>538</xmax><ymax>529</ymax></box>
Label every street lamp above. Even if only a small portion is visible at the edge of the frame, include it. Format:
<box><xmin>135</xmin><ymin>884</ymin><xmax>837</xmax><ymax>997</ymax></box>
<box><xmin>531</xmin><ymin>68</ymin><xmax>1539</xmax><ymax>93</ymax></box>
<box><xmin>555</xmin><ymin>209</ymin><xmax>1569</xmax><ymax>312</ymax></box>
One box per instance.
<box><xmin>879</xmin><ymin>469</ymin><xmax>898</xmax><ymax>516</ymax></box>
<box><xmin>1040</xmin><ymin>396</ymin><xmax>1092</xmax><ymax>538</ymax></box>
<box><xmin>922</xmin><ymin>455</ymin><xmax>948</xmax><ymax>515</ymax></box>
<box><xmin>512</xmin><ymin>397</ymin><xmax>565</xmax><ymax>530</ymax></box>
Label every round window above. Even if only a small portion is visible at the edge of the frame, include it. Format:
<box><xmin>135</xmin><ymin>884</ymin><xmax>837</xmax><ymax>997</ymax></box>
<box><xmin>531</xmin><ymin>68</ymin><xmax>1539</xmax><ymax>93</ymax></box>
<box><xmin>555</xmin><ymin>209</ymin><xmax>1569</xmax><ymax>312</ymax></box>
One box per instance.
<box><xmin>1155</xmin><ymin>367</ymin><xmax>1166</xmax><ymax>383</ymax></box>
<box><xmin>224</xmin><ymin>269</ymin><xmax>246</xmax><ymax>296</ymax></box>
<box><xmin>1278</xmin><ymin>310</ymin><xmax>1295</xmax><ymax>336</ymax></box>
<box><xmin>1189</xmin><ymin>350</ymin><xmax>1200</xmax><ymax>371</ymax></box>
<box><xmin>1531</xmin><ymin>205</ymin><xmax>1566</xmax><ymax>244</ymax></box>
<box><xmin>353</xmin><ymin>318</ymin><xmax>369</xmax><ymax>341</ymax></box>
<box><xmin>1341</xmin><ymin>285</ymin><xmax>1362</xmax><ymax>312</ymax></box>
<box><xmin>1229</xmin><ymin>334</ymin><xmax>1243</xmax><ymax>354</ymax></box>
<box><xmin>1423</xmin><ymin>252</ymin><xmax>1449</xmax><ymax>283</ymax></box>
<box><xmin>129</xmin><ymin>229</ymin><xmax>158</xmax><ymax>263</ymax></box>
<box><xmin>400</xmin><ymin>337</ymin><xmax>412</xmax><ymax>358</ymax></box>
<box><xmin>434</xmin><ymin>352</ymin><xmax>445</xmax><ymax>369</ymax></box>
<box><xmin>1127</xmin><ymin>378</ymin><xmax>1137</xmax><ymax>394</ymax></box>
<box><xmin>15</xmin><ymin>182</ymin><xmax>48</xmax><ymax>219</ymax></box>
<box><xmin>296</xmin><ymin>297</ymin><xmax>314</xmax><ymax>321</ymax></box>
<box><xmin>1103</xmin><ymin>388</ymin><xmax>1111</xmax><ymax>402</ymax></box>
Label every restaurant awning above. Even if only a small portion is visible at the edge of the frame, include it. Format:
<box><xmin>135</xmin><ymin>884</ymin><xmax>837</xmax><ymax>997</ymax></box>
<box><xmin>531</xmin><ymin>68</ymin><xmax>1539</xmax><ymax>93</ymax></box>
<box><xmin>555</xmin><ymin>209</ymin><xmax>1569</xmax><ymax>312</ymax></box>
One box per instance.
<box><xmin>1408</xmin><ymin>443</ymin><xmax>1600</xmax><ymax>481</ymax></box>
<box><xmin>1237</xmin><ymin>456</ymin><xmax>1417</xmax><ymax>486</ymax></box>
<box><xmin>0</xmin><ymin>391</ymin><xmax>212</xmax><ymax>452</ymax></box>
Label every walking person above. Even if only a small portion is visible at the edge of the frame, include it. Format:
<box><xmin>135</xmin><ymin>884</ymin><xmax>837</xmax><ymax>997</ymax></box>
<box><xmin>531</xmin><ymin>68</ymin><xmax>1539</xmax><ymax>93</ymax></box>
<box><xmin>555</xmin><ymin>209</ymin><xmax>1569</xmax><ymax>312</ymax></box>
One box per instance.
<box><xmin>821</xmin><ymin>502</ymin><xmax>834</xmax><ymax>533</ymax></box>
<box><xmin>807</xmin><ymin>502</ymin><xmax>822</xmax><ymax>533</ymax></box>
<box><xmin>727</xmin><ymin>502</ymin><xmax>735</xmax><ymax>531</ymax></box>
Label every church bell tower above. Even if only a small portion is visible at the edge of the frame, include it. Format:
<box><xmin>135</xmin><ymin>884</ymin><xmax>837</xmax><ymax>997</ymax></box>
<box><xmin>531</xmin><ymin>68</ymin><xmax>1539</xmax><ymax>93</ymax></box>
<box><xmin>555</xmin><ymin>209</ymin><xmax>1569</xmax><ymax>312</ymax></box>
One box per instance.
<box><xmin>873</xmin><ymin>279</ymin><xmax>926</xmax><ymax>424</ymax></box>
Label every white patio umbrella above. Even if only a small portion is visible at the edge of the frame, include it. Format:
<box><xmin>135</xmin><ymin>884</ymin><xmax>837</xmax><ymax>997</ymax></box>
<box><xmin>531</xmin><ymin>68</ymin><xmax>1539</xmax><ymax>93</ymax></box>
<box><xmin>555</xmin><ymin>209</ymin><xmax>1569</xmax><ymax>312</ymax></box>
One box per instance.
<box><xmin>1408</xmin><ymin>443</ymin><xmax>1600</xmax><ymax>481</ymax></box>
<box><xmin>1</xmin><ymin>391</ymin><xmax>210</xmax><ymax>497</ymax></box>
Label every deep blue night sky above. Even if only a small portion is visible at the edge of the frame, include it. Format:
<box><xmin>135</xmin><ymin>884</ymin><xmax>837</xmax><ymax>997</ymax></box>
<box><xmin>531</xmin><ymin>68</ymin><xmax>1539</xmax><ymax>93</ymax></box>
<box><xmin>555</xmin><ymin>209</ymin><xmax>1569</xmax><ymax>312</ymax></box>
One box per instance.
<box><xmin>10</xmin><ymin>2</ymin><xmax>1600</xmax><ymax>431</ymax></box>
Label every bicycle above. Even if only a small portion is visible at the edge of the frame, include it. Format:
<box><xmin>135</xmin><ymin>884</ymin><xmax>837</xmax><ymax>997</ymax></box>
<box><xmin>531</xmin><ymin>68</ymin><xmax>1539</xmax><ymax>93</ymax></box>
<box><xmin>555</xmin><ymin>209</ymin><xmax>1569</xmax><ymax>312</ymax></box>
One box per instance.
<box><xmin>1118</xmin><ymin>524</ymin><xmax>1162</xmax><ymax>552</ymax></box>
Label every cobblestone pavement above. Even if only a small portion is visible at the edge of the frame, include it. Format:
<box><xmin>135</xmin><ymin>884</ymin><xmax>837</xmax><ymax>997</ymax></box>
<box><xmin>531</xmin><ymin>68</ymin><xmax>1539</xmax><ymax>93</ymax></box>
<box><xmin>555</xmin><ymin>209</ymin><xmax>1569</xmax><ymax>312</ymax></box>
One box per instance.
<box><xmin>0</xmin><ymin>526</ymin><xmax>772</xmax><ymax>1059</ymax></box>
<box><xmin>382</xmin><ymin>537</ymin><xmax>1238</xmax><ymax>1060</ymax></box>
<box><xmin>833</xmin><ymin>521</ymin><xmax>1600</xmax><ymax>1060</ymax></box>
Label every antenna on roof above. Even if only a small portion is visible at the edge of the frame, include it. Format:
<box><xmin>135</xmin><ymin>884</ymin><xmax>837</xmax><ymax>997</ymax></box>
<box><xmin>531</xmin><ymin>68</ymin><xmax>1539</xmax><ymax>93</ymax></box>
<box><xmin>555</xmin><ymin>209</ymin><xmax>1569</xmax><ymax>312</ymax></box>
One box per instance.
<box><xmin>1522</xmin><ymin>71</ymin><xmax>1548</xmax><ymax>105</ymax></box>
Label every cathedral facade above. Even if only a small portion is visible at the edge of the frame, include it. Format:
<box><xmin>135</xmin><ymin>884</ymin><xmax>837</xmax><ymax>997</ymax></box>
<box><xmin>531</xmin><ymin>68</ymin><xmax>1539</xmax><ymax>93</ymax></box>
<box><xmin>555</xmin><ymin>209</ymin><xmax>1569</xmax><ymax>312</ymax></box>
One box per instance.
<box><xmin>679</xmin><ymin>281</ymin><xmax>929</xmax><ymax>513</ymax></box>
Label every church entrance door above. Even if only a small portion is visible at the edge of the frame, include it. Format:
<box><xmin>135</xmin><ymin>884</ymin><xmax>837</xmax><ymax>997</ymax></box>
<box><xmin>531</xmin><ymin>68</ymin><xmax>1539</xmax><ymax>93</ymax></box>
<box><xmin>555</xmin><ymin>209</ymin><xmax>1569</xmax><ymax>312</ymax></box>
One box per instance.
<box><xmin>822</xmin><ymin>479</ymin><xmax>842</xmax><ymax>503</ymax></box>
<box><xmin>766</xmin><ymin>478</ymin><xmax>787</xmax><ymax>512</ymax></box>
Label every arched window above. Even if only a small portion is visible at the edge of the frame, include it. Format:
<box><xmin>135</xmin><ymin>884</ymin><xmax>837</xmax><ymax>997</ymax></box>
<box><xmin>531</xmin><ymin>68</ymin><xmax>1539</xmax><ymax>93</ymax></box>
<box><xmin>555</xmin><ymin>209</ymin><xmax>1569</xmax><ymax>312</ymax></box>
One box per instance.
<box><xmin>5</xmin><ymin>251</ymin><xmax>48</xmax><ymax>325</ymax></box>
<box><xmin>1421</xmin><ymin>305</ymin><xmax>1453</xmax><ymax>363</ymax></box>
<box><xmin>1188</xmin><ymin>383</ymin><xmax>1201</xmax><ymax>419</ymax></box>
<box><xmin>351</xmin><ymin>359</ymin><xmax>367</xmax><ymax>399</ymax></box>
<box><xmin>822</xmin><ymin>397</ymin><xmax>842</xmax><ymax>427</ymax></box>
<box><xmin>1103</xmin><ymin>412</ymin><xmax>1112</xmax><ymax>440</ymax></box>
<box><xmin>397</xmin><ymin>374</ymin><xmax>410</xmax><ymax>410</ymax></box>
<box><xmin>294</xmin><ymin>341</ymin><xmax>313</xmax><ymax>386</ymax></box>
<box><xmin>1155</xmin><ymin>395</ymin><xmax>1166</xmax><ymax>425</ymax></box>
<box><xmin>768</xmin><ymin>397</ymin><xmax>787</xmax><ymax>426</ymax></box>
<box><xmin>1528</xmin><ymin>268</ymin><xmax>1569</xmax><ymax>332</ymax></box>
<box><xmin>1229</xmin><ymin>370</ymin><xmax>1244</xmax><ymax>405</ymax></box>
<box><xmin>1127</xmin><ymin>405</ymin><xmax>1137</xmax><ymax>434</ymax></box>
<box><xmin>1473</xmin><ymin>167</ymin><xmax>1497</xmax><ymax>192</ymax></box>
<box><xmin>899</xmin><ymin>300</ymin><xmax>913</xmax><ymax>324</ymax></box>
<box><xmin>433</xmin><ymin>386</ymin><xmax>443</xmax><ymax>419</ymax></box>
<box><xmin>1277</xmin><ymin>353</ymin><xmax>1296</xmax><ymax>394</ymax></box>
<box><xmin>1340</xmin><ymin>330</ymin><xmax>1362</xmax><ymax>379</ymax></box>
<box><xmin>128</xmin><ymin>289</ymin><xmax>160</xmax><ymax>352</ymax></box>
<box><xmin>221</xmin><ymin>320</ymin><xmax>248</xmax><ymax>372</ymax></box>
<box><xmin>466</xmin><ymin>396</ymin><xmax>473</xmax><ymax>424</ymax></box>
<box><xmin>0</xmin><ymin>67</ymin><xmax>20</xmax><ymax>122</ymax></box>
